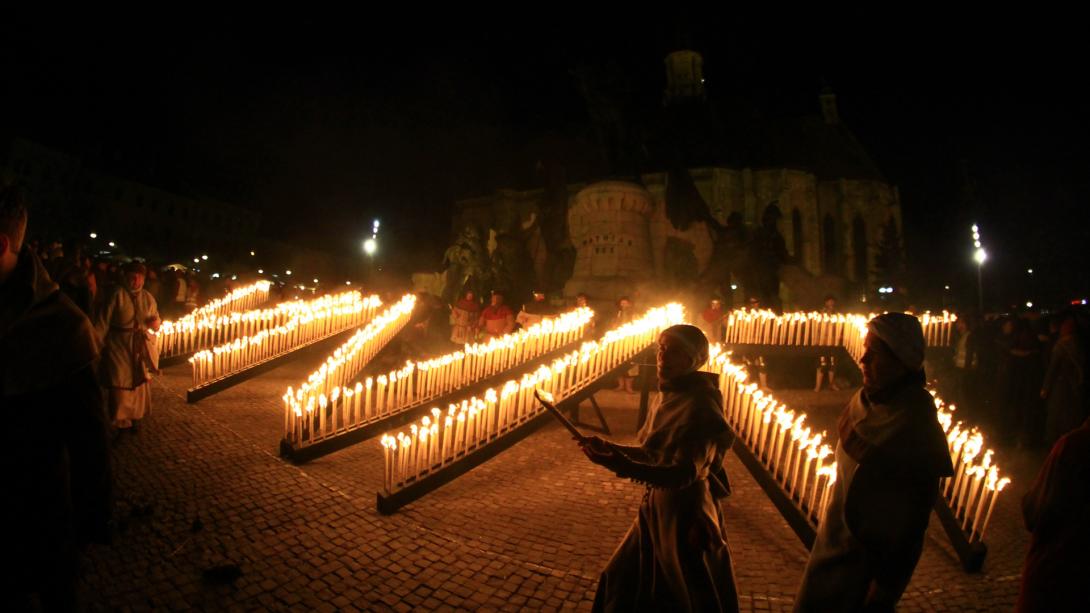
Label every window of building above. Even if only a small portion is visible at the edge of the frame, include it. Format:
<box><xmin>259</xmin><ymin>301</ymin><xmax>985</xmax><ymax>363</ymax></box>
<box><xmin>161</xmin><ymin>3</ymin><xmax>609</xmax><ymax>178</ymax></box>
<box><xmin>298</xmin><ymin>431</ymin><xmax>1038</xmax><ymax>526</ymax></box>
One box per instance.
<box><xmin>792</xmin><ymin>208</ymin><xmax>803</xmax><ymax>260</ymax></box>
<box><xmin>822</xmin><ymin>214</ymin><xmax>838</xmax><ymax>274</ymax></box>
<box><xmin>852</xmin><ymin>215</ymin><xmax>868</xmax><ymax>285</ymax></box>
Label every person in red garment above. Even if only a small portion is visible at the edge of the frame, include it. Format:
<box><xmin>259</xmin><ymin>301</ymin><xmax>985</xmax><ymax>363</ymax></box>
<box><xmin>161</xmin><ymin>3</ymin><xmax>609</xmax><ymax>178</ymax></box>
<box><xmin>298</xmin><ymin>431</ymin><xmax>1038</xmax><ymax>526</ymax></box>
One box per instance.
<box><xmin>478</xmin><ymin>290</ymin><xmax>514</xmax><ymax>341</ymax></box>
<box><xmin>580</xmin><ymin>324</ymin><xmax>739</xmax><ymax>612</ymax></box>
<box><xmin>1017</xmin><ymin>416</ymin><xmax>1090</xmax><ymax>612</ymax></box>
<box><xmin>700</xmin><ymin>298</ymin><xmax>725</xmax><ymax>344</ymax></box>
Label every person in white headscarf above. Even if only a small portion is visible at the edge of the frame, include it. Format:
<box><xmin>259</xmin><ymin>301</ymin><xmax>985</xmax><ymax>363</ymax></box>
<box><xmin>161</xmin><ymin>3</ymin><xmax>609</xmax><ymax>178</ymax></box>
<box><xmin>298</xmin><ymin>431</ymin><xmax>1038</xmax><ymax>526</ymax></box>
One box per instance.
<box><xmin>579</xmin><ymin>324</ymin><xmax>739</xmax><ymax>612</ymax></box>
<box><xmin>794</xmin><ymin>313</ymin><xmax>953</xmax><ymax>612</ymax></box>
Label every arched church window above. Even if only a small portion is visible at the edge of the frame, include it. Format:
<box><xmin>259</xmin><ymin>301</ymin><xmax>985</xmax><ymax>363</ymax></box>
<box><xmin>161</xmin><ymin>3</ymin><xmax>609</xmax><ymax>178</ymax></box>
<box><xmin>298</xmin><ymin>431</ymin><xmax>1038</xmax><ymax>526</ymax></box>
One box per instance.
<box><xmin>822</xmin><ymin>214</ymin><xmax>838</xmax><ymax>274</ymax></box>
<box><xmin>792</xmin><ymin>208</ymin><xmax>803</xmax><ymax>260</ymax></box>
<box><xmin>852</xmin><ymin>215</ymin><xmax>868</xmax><ymax>285</ymax></box>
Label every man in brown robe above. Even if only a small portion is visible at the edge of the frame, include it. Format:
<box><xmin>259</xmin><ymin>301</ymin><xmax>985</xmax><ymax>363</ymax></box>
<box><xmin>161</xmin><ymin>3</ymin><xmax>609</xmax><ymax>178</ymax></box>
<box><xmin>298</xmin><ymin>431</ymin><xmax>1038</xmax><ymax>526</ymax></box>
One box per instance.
<box><xmin>795</xmin><ymin>313</ymin><xmax>954</xmax><ymax>612</ymax></box>
<box><xmin>95</xmin><ymin>260</ymin><xmax>161</xmax><ymax>431</ymax></box>
<box><xmin>1</xmin><ymin>186</ymin><xmax>112</xmax><ymax>609</ymax></box>
<box><xmin>580</xmin><ymin>324</ymin><xmax>739</xmax><ymax>612</ymax></box>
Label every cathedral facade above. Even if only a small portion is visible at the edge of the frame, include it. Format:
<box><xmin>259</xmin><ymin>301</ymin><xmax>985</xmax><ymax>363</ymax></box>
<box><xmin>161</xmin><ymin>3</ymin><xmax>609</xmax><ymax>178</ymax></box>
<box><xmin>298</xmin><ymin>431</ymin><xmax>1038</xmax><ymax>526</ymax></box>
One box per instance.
<box><xmin>449</xmin><ymin>50</ymin><xmax>904</xmax><ymax>310</ymax></box>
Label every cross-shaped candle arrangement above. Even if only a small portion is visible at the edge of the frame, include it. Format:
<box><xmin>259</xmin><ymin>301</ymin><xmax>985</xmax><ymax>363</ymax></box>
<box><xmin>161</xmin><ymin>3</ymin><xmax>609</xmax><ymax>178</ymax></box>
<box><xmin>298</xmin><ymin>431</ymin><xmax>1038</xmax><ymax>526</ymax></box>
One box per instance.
<box><xmin>378</xmin><ymin>304</ymin><xmax>684</xmax><ymax>494</ymax></box>
<box><xmin>283</xmin><ymin>307</ymin><xmax>593</xmax><ymax>448</ymax></box>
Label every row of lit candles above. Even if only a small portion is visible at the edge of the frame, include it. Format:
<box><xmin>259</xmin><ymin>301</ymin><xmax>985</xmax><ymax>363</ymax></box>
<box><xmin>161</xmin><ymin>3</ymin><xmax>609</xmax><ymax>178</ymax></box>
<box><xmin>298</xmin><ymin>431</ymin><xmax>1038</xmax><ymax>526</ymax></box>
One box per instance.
<box><xmin>188</xmin><ymin>292</ymin><xmax>381</xmax><ymax>388</ymax></box>
<box><xmin>724</xmin><ymin>309</ymin><xmax>956</xmax><ymax>348</ymax></box>
<box><xmin>933</xmin><ymin>393</ymin><xmax>1010</xmax><ymax>543</ymax></box>
<box><xmin>705</xmin><ymin>349</ymin><xmax>838</xmax><ymax>521</ymax></box>
<box><xmin>159</xmin><ymin>287</ymin><xmax>371</xmax><ymax>358</ymax></box>
<box><xmin>181</xmin><ymin>279</ymin><xmax>271</xmax><ymax>321</ymax></box>
<box><xmin>156</xmin><ymin>280</ymin><xmax>272</xmax><ymax>355</ymax></box>
<box><xmin>377</xmin><ymin>304</ymin><xmax>685</xmax><ymax>493</ymax></box>
<box><xmin>284</xmin><ymin>307</ymin><xmax>593</xmax><ymax>447</ymax></box>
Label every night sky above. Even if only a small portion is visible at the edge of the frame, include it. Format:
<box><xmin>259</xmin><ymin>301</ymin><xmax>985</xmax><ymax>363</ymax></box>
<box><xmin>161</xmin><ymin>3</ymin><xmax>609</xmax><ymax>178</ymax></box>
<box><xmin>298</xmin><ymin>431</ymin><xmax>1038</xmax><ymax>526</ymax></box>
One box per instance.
<box><xmin>4</xmin><ymin>15</ymin><xmax>1086</xmax><ymax>308</ymax></box>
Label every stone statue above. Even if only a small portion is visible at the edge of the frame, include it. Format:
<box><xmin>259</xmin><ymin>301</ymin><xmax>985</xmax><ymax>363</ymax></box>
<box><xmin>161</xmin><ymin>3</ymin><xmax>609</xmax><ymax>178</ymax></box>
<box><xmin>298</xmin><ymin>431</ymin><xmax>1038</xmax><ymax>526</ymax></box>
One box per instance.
<box><xmin>747</xmin><ymin>203</ymin><xmax>789</xmax><ymax>310</ymax></box>
<box><xmin>442</xmin><ymin>225</ymin><xmax>490</xmax><ymax>304</ymax></box>
<box><xmin>700</xmin><ymin>211</ymin><xmax>748</xmax><ymax>299</ymax></box>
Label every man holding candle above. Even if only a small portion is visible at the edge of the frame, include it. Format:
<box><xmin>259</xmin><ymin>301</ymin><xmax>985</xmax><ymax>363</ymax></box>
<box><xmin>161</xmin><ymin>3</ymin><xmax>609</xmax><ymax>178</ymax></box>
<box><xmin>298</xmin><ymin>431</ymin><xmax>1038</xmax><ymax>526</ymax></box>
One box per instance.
<box><xmin>795</xmin><ymin>313</ymin><xmax>954</xmax><ymax>612</ymax></box>
<box><xmin>579</xmin><ymin>324</ymin><xmax>739</xmax><ymax>612</ymax></box>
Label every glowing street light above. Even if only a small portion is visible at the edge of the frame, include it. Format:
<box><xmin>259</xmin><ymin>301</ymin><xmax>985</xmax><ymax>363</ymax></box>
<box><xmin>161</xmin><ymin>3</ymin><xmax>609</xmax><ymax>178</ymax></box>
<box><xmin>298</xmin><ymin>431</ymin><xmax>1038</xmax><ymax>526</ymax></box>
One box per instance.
<box><xmin>108</xmin><ymin>241</ymin><xmax>116</xmax><ymax>247</ymax></box>
<box><xmin>202</xmin><ymin>254</ymin><xmax>209</xmax><ymax>261</ymax></box>
<box><xmin>89</xmin><ymin>232</ymin><xmax>97</xmax><ymax>239</ymax></box>
<box><xmin>286</xmin><ymin>270</ymin><xmax>292</xmax><ymax>276</ymax></box>
<box><xmin>971</xmin><ymin>224</ymin><xmax>987</xmax><ymax>311</ymax></box>
<box><xmin>363</xmin><ymin>238</ymin><xmax>377</xmax><ymax>255</ymax></box>
<box><xmin>250</xmin><ymin>251</ymin><xmax>256</xmax><ymax>256</ymax></box>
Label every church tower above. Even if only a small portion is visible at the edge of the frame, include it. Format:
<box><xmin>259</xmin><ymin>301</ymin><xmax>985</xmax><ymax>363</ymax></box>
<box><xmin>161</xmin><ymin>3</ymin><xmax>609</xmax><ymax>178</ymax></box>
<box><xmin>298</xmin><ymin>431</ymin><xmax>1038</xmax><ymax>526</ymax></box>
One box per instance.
<box><xmin>663</xmin><ymin>50</ymin><xmax>706</xmax><ymax>104</ymax></box>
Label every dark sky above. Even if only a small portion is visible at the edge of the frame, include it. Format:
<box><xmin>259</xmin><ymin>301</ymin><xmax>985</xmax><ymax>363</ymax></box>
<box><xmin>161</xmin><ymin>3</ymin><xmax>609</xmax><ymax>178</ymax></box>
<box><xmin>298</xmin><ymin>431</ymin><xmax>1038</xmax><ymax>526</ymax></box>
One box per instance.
<box><xmin>4</xmin><ymin>14</ymin><xmax>1087</xmax><ymax>307</ymax></box>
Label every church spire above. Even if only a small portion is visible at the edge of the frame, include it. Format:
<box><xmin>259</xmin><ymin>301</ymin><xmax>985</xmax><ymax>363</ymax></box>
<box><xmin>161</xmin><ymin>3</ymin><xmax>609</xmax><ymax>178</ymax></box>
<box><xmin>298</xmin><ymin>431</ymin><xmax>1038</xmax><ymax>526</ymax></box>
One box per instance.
<box><xmin>819</xmin><ymin>84</ymin><xmax>839</xmax><ymax>125</ymax></box>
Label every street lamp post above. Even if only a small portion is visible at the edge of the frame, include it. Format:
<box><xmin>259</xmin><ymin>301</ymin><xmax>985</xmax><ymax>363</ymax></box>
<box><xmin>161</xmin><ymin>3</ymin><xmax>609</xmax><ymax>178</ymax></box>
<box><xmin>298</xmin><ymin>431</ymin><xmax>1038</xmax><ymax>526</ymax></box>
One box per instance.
<box><xmin>972</xmin><ymin>224</ymin><xmax>987</xmax><ymax>312</ymax></box>
<box><xmin>361</xmin><ymin>218</ymin><xmax>380</xmax><ymax>284</ymax></box>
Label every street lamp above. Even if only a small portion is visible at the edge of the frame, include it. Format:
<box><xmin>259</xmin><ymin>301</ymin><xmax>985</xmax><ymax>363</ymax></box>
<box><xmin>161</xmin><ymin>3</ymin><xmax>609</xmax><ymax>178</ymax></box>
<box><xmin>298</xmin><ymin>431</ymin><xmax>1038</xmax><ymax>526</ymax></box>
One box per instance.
<box><xmin>363</xmin><ymin>238</ymin><xmax>377</xmax><ymax>255</ymax></box>
<box><xmin>971</xmin><ymin>224</ymin><xmax>987</xmax><ymax>312</ymax></box>
<box><xmin>89</xmin><ymin>232</ymin><xmax>97</xmax><ymax>239</ymax></box>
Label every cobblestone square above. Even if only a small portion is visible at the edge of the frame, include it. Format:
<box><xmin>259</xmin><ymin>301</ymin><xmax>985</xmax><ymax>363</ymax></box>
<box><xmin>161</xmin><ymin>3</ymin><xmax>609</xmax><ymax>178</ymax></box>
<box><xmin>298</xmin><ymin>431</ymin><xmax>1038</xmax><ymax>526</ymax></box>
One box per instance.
<box><xmin>81</xmin><ymin>354</ymin><xmax>1035</xmax><ymax>611</ymax></box>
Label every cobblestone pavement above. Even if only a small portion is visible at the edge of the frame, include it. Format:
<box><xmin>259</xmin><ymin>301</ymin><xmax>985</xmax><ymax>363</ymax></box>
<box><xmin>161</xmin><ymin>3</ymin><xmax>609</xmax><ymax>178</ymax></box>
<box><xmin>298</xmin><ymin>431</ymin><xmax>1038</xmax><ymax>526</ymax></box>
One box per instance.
<box><xmin>80</xmin><ymin>351</ymin><xmax>1035</xmax><ymax>611</ymax></box>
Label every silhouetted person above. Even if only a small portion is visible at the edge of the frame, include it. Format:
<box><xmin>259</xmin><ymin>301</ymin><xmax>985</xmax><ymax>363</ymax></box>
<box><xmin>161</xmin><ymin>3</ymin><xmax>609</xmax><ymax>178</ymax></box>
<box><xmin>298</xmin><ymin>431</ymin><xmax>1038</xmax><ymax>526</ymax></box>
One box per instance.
<box><xmin>1041</xmin><ymin>315</ymin><xmax>1086</xmax><ymax>445</ymax></box>
<box><xmin>1017</xmin><ymin>416</ymin><xmax>1090</xmax><ymax>612</ymax></box>
<box><xmin>815</xmin><ymin>295</ymin><xmax>841</xmax><ymax>392</ymax></box>
<box><xmin>1005</xmin><ymin>318</ymin><xmax>1044</xmax><ymax>447</ymax></box>
<box><xmin>580</xmin><ymin>325</ymin><xmax>739</xmax><ymax>612</ymax></box>
<box><xmin>613</xmin><ymin>296</ymin><xmax>637</xmax><ymax>392</ymax></box>
<box><xmin>952</xmin><ymin>314</ymin><xmax>979</xmax><ymax>417</ymax></box>
<box><xmin>0</xmin><ymin>186</ymin><xmax>111</xmax><ymax>611</ymax></box>
<box><xmin>744</xmin><ymin>296</ymin><xmax>768</xmax><ymax>389</ymax></box>
<box><xmin>795</xmin><ymin>313</ymin><xmax>953</xmax><ymax>612</ymax></box>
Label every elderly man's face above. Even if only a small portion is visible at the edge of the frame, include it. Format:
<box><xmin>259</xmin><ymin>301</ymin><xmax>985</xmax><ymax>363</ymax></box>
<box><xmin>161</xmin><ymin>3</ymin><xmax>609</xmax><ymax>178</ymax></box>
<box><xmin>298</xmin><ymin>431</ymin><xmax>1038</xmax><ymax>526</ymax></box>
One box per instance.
<box><xmin>860</xmin><ymin>331</ymin><xmax>908</xmax><ymax>392</ymax></box>
<box><xmin>657</xmin><ymin>333</ymin><xmax>692</xmax><ymax>381</ymax></box>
